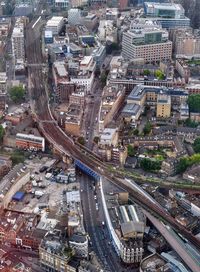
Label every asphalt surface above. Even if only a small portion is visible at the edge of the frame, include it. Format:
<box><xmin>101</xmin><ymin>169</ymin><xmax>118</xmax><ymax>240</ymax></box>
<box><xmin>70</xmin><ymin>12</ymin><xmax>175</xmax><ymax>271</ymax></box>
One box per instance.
<box><xmin>79</xmin><ymin>173</ymin><xmax>139</xmax><ymax>272</ymax></box>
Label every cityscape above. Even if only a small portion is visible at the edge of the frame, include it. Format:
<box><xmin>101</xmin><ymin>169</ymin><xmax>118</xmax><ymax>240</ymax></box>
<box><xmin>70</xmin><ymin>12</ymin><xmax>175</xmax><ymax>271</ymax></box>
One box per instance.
<box><xmin>0</xmin><ymin>0</ymin><xmax>200</xmax><ymax>271</ymax></box>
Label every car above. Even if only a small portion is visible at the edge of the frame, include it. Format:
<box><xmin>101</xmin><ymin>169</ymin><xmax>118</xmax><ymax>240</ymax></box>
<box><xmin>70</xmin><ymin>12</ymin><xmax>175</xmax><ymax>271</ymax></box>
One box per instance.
<box><xmin>39</xmin><ymin>166</ymin><xmax>48</xmax><ymax>173</ymax></box>
<box><xmin>35</xmin><ymin>171</ymin><xmax>39</xmax><ymax>175</ymax></box>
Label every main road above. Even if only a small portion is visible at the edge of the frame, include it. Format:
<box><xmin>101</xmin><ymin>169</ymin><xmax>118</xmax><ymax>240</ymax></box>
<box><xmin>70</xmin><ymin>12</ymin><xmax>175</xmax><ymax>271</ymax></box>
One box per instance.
<box><xmin>25</xmin><ymin>11</ymin><xmax>200</xmax><ymax>272</ymax></box>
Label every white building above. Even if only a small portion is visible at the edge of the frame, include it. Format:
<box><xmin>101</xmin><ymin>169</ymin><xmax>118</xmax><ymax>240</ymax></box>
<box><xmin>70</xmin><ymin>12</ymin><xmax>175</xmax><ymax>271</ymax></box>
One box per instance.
<box><xmin>69</xmin><ymin>234</ymin><xmax>88</xmax><ymax>258</ymax></box>
<box><xmin>99</xmin><ymin>128</ymin><xmax>119</xmax><ymax>147</ymax></box>
<box><xmin>46</xmin><ymin>16</ymin><xmax>64</xmax><ymax>35</ymax></box>
<box><xmin>53</xmin><ymin>0</ymin><xmax>68</xmax><ymax>9</ymax></box>
<box><xmin>70</xmin><ymin>56</ymin><xmax>95</xmax><ymax>93</ymax></box>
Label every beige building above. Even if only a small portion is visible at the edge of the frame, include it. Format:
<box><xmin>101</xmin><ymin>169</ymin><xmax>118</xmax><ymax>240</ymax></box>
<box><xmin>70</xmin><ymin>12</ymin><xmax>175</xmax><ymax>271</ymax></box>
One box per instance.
<box><xmin>173</xmin><ymin>29</ymin><xmax>200</xmax><ymax>59</ymax></box>
<box><xmin>156</xmin><ymin>94</ymin><xmax>171</xmax><ymax>118</ymax></box>
<box><xmin>39</xmin><ymin>234</ymin><xmax>76</xmax><ymax>272</ymax></box>
<box><xmin>122</xmin><ymin>19</ymin><xmax>172</xmax><ymax>63</ymax></box>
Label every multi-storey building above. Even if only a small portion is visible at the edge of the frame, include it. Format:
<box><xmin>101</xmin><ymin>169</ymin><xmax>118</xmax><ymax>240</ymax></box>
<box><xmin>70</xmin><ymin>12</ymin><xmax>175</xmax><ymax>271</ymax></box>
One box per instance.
<box><xmin>98</xmin><ymin>85</ymin><xmax>126</xmax><ymax>132</ymax></box>
<box><xmin>156</xmin><ymin>94</ymin><xmax>171</xmax><ymax>118</ymax></box>
<box><xmin>16</xmin><ymin>133</ymin><xmax>45</xmax><ymax>152</ymax></box>
<box><xmin>39</xmin><ymin>232</ymin><xmax>76</xmax><ymax>272</ymax></box>
<box><xmin>11</xmin><ymin>18</ymin><xmax>25</xmax><ymax>61</ymax></box>
<box><xmin>173</xmin><ymin>29</ymin><xmax>200</xmax><ymax>59</ymax></box>
<box><xmin>122</xmin><ymin>19</ymin><xmax>172</xmax><ymax>63</ymax></box>
<box><xmin>53</xmin><ymin>0</ymin><xmax>68</xmax><ymax>9</ymax></box>
<box><xmin>144</xmin><ymin>2</ymin><xmax>190</xmax><ymax>29</ymax></box>
<box><xmin>46</xmin><ymin>16</ymin><xmax>64</xmax><ymax>35</ymax></box>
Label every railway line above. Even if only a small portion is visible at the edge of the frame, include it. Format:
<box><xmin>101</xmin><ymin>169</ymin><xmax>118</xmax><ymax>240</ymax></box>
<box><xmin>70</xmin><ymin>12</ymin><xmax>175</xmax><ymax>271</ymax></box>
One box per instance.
<box><xmin>25</xmin><ymin>12</ymin><xmax>200</xmax><ymax>271</ymax></box>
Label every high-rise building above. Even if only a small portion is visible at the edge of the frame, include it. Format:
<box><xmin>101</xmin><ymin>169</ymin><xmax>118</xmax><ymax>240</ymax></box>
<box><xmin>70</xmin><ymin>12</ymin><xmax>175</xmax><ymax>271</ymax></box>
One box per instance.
<box><xmin>144</xmin><ymin>2</ymin><xmax>190</xmax><ymax>29</ymax></box>
<box><xmin>122</xmin><ymin>19</ymin><xmax>172</xmax><ymax>63</ymax></box>
<box><xmin>11</xmin><ymin>18</ymin><xmax>25</xmax><ymax>61</ymax></box>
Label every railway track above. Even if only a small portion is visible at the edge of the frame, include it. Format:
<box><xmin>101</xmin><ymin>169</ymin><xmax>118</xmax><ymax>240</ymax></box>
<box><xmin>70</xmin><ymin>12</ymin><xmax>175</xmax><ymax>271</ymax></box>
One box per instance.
<box><xmin>25</xmin><ymin>11</ymin><xmax>200</xmax><ymax>268</ymax></box>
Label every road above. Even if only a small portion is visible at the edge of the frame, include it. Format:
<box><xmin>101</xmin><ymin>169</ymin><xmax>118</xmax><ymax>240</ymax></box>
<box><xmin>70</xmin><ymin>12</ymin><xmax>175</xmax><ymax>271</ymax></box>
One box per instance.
<box><xmin>83</xmin><ymin>79</ymin><xmax>102</xmax><ymax>149</ymax></box>
<box><xmin>24</xmin><ymin>7</ymin><xmax>200</xmax><ymax>271</ymax></box>
<box><xmin>79</xmin><ymin>173</ymin><xmax>138</xmax><ymax>272</ymax></box>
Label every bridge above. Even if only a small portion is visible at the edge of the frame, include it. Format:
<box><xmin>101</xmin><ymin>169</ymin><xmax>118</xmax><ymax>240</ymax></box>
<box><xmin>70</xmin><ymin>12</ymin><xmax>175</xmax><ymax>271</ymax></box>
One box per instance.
<box><xmin>75</xmin><ymin>160</ymin><xmax>100</xmax><ymax>181</ymax></box>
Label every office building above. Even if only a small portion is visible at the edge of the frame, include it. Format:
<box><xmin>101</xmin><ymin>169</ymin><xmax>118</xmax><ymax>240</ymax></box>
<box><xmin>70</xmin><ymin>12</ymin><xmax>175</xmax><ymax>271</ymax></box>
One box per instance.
<box><xmin>144</xmin><ymin>2</ymin><xmax>190</xmax><ymax>29</ymax></box>
<box><xmin>156</xmin><ymin>94</ymin><xmax>171</xmax><ymax>118</ymax></box>
<box><xmin>68</xmin><ymin>9</ymin><xmax>82</xmax><ymax>25</ymax></box>
<box><xmin>53</xmin><ymin>0</ymin><xmax>68</xmax><ymax>9</ymax></box>
<box><xmin>46</xmin><ymin>16</ymin><xmax>64</xmax><ymax>35</ymax></box>
<box><xmin>122</xmin><ymin>19</ymin><xmax>172</xmax><ymax>63</ymax></box>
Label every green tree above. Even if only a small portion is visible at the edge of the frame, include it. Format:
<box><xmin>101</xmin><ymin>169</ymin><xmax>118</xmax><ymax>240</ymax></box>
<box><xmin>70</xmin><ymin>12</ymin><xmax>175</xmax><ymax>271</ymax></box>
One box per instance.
<box><xmin>127</xmin><ymin>145</ymin><xmax>135</xmax><ymax>157</ymax></box>
<box><xmin>133</xmin><ymin>129</ymin><xmax>139</xmax><ymax>136</ymax></box>
<box><xmin>155</xmin><ymin>70</ymin><xmax>165</xmax><ymax>80</ymax></box>
<box><xmin>143</xmin><ymin>122</ymin><xmax>152</xmax><ymax>135</ymax></box>
<box><xmin>143</xmin><ymin>69</ymin><xmax>150</xmax><ymax>76</ymax></box>
<box><xmin>93</xmin><ymin>136</ymin><xmax>100</xmax><ymax>144</ymax></box>
<box><xmin>77</xmin><ymin>136</ymin><xmax>85</xmax><ymax>145</ymax></box>
<box><xmin>176</xmin><ymin>157</ymin><xmax>190</xmax><ymax>173</ymax></box>
<box><xmin>140</xmin><ymin>158</ymin><xmax>161</xmax><ymax>172</ymax></box>
<box><xmin>9</xmin><ymin>85</ymin><xmax>25</xmax><ymax>103</ymax></box>
<box><xmin>100</xmin><ymin>71</ymin><xmax>108</xmax><ymax>87</ymax></box>
<box><xmin>193</xmin><ymin>138</ymin><xmax>200</xmax><ymax>153</ymax></box>
<box><xmin>0</xmin><ymin>125</ymin><xmax>5</xmax><ymax>142</ymax></box>
<box><xmin>188</xmin><ymin>94</ymin><xmax>200</xmax><ymax>113</ymax></box>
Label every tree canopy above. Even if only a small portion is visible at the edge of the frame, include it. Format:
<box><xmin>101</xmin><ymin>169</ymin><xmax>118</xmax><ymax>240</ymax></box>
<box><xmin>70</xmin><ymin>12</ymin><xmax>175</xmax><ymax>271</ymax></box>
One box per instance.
<box><xmin>193</xmin><ymin>138</ymin><xmax>200</xmax><ymax>153</ymax></box>
<box><xmin>9</xmin><ymin>85</ymin><xmax>25</xmax><ymax>103</ymax></box>
<box><xmin>127</xmin><ymin>145</ymin><xmax>135</xmax><ymax>157</ymax></box>
<box><xmin>155</xmin><ymin>70</ymin><xmax>165</xmax><ymax>80</ymax></box>
<box><xmin>140</xmin><ymin>158</ymin><xmax>161</xmax><ymax>172</ymax></box>
<box><xmin>143</xmin><ymin>122</ymin><xmax>152</xmax><ymax>135</ymax></box>
<box><xmin>0</xmin><ymin>125</ymin><xmax>5</xmax><ymax>142</ymax></box>
<box><xmin>188</xmin><ymin>94</ymin><xmax>200</xmax><ymax>113</ymax></box>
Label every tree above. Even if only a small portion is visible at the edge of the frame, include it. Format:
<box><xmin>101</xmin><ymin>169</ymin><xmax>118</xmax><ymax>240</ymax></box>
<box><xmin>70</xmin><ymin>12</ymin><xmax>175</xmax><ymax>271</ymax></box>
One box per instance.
<box><xmin>127</xmin><ymin>145</ymin><xmax>135</xmax><ymax>157</ymax></box>
<box><xmin>100</xmin><ymin>71</ymin><xmax>108</xmax><ymax>87</ymax></box>
<box><xmin>133</xmin><ymin>129</ymin><xmax>139</xmax><ymax>136</ymax></box>
<box><xmin>155</xmin><ymin>70</ymin><xmax>165</xmax><ymax>80</ymax></box>
<box><xmin>188</xmin><ymin>94</ymin><xmax>200</xmax><ymax>113</ymax></box>
<box><xmin>93</xmin><ymin>136</ymin><xmax>100</xmax><ymax>144</ymax></box>
<box><xmin>143</xmin><ymin>122</ymin><xmax>152</xmax><ymax>135</ymax></box>
<box><xmin>193</xmin><ymin>138</ymin><xmax>200</xmax><ymax>153</ymax></box>
<box><xmin>176</xmin><ymin>157</ymin><xmax>190</xmax><ymax>174</ymax></box>
<box><xmin>0</xmin><ymin>125</ymin><xmax>5</xmax><ymax>142</ymax></box>
<box><xmin>9</xmin><ymin>85</ymin><xmax>25</xmax><ymax>103</ymax></box>
<box><xmin>143</xmin><ymin>69</ymin><xmax>150</xmax><ymax>76</ymax></box>
<box><xmin>140</xmin><ymin>158</ymin><xmax>161</xmax><ymax>172</ymax></box>
<box><xmin>77</xmin><ymin>136</ymin><xmax>85</xmax><ymax>145</ymax></box>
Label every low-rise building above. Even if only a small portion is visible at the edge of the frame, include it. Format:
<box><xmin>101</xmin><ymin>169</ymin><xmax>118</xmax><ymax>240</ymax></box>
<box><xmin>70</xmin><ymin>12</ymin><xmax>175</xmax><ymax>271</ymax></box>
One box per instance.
<box><xmin>16</xmin><ymin>133</ymin><xmax>45</xmax><ymax>152</ymax></box>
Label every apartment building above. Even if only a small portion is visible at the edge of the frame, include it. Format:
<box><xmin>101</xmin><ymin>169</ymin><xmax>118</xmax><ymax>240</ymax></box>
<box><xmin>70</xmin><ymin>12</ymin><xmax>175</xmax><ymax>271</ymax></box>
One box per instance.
<box><xmin>122</xmin><ymin>19</ymin><xmax>172</xmax><ymax>63</ymax></box>
<box><xmin>173</xmin><ymin>29</ymin><xmax>200</xmax><ymax>59</ymax></box>
<box><xmin>98</xmin><ymin>85</ymin><xmax>126</xmax><ymax>132</ymax></box>
<box><xmin>156</xmin><ymin>94</ymin><xmax>171</xmax><ymax>118</ymax></box>
<box><xmin>39</xmin><ymin>232</ymin><xmax>76</xmax><ymax>272</ymax></box>
<box><xmin>11</xmin><ymin>18</ymin><xmax>25</xmax><ymax>61</ymax></box>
